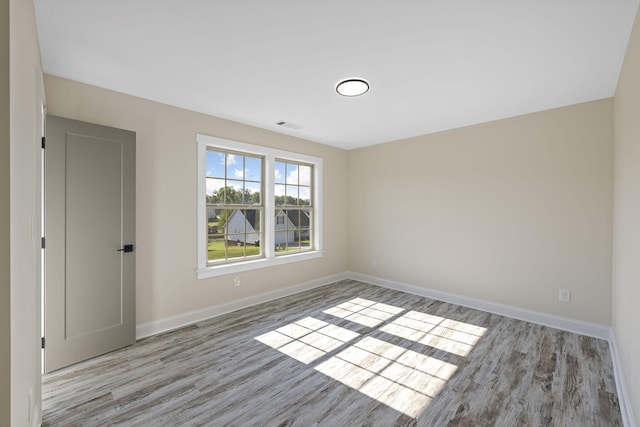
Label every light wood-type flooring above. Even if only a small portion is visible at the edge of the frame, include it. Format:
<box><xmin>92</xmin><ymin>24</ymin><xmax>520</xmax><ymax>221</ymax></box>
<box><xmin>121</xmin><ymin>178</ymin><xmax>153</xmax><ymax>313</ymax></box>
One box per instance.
<box><xmin>42</xmin><ymin>279</ymin><xmax>621</xmax><ymax>426</ymax></box>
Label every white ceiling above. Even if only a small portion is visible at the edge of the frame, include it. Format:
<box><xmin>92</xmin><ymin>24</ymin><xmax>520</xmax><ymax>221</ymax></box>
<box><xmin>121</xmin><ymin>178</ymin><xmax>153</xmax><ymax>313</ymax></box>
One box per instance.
<box><xmin>34</xmin><ymin>0</ymin><xmax>639</xmax><ymax>150</ymax></box>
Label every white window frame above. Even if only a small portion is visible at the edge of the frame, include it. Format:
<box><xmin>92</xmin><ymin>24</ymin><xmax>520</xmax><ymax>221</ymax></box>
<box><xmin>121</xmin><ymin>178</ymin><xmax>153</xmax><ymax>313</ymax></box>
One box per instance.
<box><xmin>196</xmin><ymin>134</ymin><xmax>323</xmax><ymax>279</ymax></box>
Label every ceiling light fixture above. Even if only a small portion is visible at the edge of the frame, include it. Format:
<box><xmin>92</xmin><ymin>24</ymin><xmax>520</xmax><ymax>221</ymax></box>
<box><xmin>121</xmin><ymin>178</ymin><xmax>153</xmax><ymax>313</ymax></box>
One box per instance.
<box><xmin>336</xmin><ymin>78</ymin><xmax>369</xmax><ymax>97</ymax></box>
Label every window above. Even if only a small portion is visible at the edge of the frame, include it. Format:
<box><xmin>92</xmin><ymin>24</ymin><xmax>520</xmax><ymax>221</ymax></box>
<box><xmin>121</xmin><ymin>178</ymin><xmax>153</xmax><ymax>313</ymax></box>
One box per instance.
<box><xmin>274</xmin><ymin>160</ymin><xmax>313</xmax><ymax>254</ymax></box>
<box><xmin>205</xmin><ymin>149</ymin><xmax>263</xmax><ymax>263</ymax></box>
<box><xmin>197</xmin><ymin>134</ymin><xmax>323</xmax><ymax>278</ymax></box>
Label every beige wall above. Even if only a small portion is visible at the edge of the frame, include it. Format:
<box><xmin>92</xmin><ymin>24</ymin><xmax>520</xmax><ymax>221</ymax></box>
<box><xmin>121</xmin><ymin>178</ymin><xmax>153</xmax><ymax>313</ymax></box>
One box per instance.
<box><xmin>613</xmin><ymin>3</ymin><xmax>640</xmax><ymax>424</ymax></box>
<box><xmin>9</xmin><ymin>0</ymin><xmax>44</xmax><ymax>425</ymax></box>
<box><xmin>348</xmin><ymin>99</ymin><xmax>613</xmax><ymax>325</ymax></box>
<box><xmin>44</xmin><ymin>74</ymin><xmax>349</xmax><ymax>325</ymax></box>
<box><xmin>1</xmin><ymin>0</ymin><xmax>10</xmax><ymax>424</ymax></box>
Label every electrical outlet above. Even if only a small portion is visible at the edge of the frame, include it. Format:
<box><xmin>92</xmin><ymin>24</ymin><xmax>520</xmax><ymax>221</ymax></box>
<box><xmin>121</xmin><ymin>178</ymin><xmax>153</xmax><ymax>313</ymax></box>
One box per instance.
<box><xmin>559</xmin><ymin>289</ymin><xmax>571</xmax><ymax>303</ymax></box>
<box><xmin>371</xmin><ymin>258</ymin><xmax>377</xmax><ymax>268</ymax></box>
<box><xmin>233</xmin><ymin>276</ymin><xmax>240</xmax><ymax>287</ymax></box>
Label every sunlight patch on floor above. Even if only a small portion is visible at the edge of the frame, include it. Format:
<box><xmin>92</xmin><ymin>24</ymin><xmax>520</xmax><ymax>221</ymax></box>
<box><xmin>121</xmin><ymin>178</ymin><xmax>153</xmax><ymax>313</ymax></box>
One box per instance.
<box><xmin>255</xmin><ymin>316</ymin><xmax>360</xmax><ymax>364</ymax></box>
<box><xmin>315</xmin><ymin>336</ymin><xmax>457</xmax><ymax>418</ymax></box>
<box><xmin>255</xmin><ymin>297</ymin><xmax>487</xmax><ymax>418</ymax></box>
<box><xmin>322</xmin><ymin>298</ymin><xmax>404</xmax><ymax>328</ymax></box>
<box><xmin>380</xmin><ymin>311</ymin><xmax>487</xmax><ymax>357</ymax></box>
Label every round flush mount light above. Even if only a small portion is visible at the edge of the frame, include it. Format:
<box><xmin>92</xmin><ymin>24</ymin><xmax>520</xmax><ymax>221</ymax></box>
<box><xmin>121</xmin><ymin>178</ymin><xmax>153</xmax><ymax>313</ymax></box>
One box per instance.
<box><xmin>336</xmin><ymin>78</ymin><xmax>370</xmax><ymax>97</ymax></box>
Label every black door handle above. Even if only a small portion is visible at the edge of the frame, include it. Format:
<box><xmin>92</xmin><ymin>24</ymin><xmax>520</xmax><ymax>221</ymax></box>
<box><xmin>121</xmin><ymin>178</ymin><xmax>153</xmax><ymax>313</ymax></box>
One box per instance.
<box><xmin>117</xmin><ymin>244</ymin><xmax>134</xmax><ymax>253</ymax></box>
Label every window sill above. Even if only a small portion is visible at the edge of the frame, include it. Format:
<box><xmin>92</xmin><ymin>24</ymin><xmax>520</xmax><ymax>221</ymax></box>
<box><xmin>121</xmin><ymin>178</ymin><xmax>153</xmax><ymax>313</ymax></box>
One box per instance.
<box><xmin>196</xmin><ymin>250</ymin><xmax>323</xmax><ymax>279</ymax></box>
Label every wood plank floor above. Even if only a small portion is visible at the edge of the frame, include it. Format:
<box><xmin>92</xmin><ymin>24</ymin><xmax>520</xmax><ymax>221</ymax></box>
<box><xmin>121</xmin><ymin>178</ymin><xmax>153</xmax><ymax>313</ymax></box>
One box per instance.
<box><xmin>42</xmin><ymin>279</ymin><xmax>621</xmax><ymax>426</ymax></box>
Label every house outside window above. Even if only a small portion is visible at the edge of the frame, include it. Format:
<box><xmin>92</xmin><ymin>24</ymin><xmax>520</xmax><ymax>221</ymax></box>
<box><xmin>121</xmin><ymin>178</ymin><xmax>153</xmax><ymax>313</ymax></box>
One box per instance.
<box><xmin>197</xmin><ymin>134</ymin><xmax>323</xmax><ymax>278</ymax></box>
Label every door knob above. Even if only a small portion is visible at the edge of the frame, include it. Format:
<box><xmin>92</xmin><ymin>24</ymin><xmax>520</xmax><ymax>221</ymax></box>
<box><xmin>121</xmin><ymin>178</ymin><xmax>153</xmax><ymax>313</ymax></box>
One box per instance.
<box><xmin>117</xmin><ymin>244</ymin><xmax>134</xmax><ymax>253</ymax></box>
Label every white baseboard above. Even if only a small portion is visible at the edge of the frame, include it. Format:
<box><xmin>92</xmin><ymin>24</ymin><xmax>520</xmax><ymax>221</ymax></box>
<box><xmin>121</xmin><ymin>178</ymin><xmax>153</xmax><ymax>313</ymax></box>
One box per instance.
<box><xmin>609</xmin><ymin>330</ymin><xmax>636</xmax><ymax>427</ymax></box>
<box><xmin>32</xmin><ymin>406</ymin><xmax>40</xmax><ymax>427</ymax></box>
<box><xmin>346</xmin><ymin>272</ymin><xmax>611</xmax><ymax>340</ymax></box>
<box><xmin>136</xmin><ymin>272</ymin><xmax>349</xmax><ymax>339</ymax></box>
<box><xmin>138</xmin><ymin>270</ymin><xmax>611</xmax><ymax>341</ymax></box>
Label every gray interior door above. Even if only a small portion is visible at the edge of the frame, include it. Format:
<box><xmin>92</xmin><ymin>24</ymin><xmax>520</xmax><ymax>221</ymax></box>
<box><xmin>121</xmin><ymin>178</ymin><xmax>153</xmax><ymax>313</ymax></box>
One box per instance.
<box><xmin>44</xmin><ymin>115</ymin><xmax>136</xmax><ymax>372</ymax></box>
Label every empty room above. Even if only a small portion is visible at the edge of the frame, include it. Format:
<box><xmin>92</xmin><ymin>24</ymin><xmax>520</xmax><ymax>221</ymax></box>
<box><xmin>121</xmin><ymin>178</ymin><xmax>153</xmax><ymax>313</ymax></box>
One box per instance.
<box><xmin>3</xmin><ymin>0</ymin><xmax>640</xmax><ymax>426</ymax></box>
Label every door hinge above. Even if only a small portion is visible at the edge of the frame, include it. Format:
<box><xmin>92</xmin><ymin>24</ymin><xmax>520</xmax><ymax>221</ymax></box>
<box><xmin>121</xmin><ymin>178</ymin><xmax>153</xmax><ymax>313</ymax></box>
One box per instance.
<box><xmin>41</xmin><ymin>337</ymin><xmax>45</xmax><ymax>349</ymax></box>
<box><xmin>41</xmin><ymin>136</ymin><xmax>45</xmax><ymax>149</ymax></box>
<box><xmin>41</xmin><ymin>237</ymin><xmax>45</xmax><ymax>249</ymax></box>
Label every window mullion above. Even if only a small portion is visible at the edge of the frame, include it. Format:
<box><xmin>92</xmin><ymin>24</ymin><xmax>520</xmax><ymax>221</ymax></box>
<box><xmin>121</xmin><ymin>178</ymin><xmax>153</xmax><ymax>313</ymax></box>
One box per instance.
<box><xmin>264</xmin><ymin>156</ymin><xmax>275</xmax><ymax>258</ymax></box>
